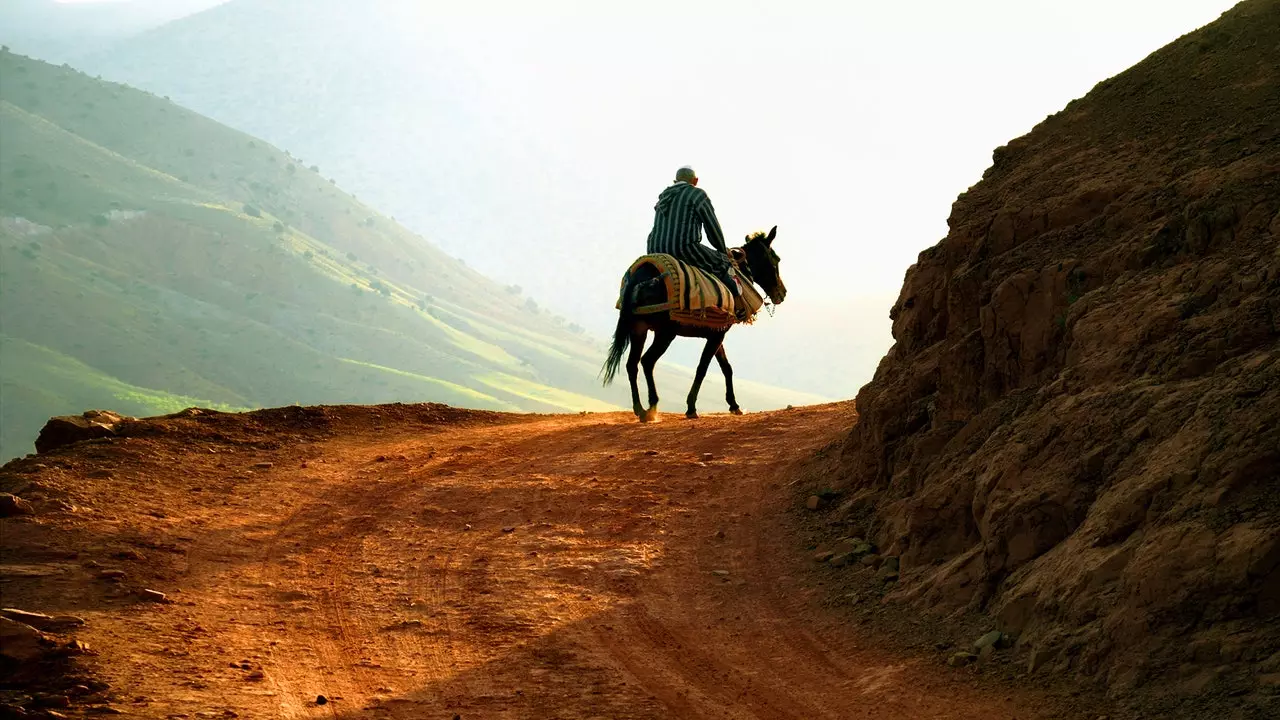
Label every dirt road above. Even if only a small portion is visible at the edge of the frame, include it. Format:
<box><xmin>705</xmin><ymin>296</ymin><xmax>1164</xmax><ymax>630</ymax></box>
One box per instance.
<box><xmin>2</xmin><ymin>404</ymin><xmax>1046</xmax><ymax>718</ymax></box>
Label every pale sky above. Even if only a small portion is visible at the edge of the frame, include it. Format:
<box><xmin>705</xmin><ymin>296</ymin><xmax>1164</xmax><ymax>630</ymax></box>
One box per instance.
<box><xmin>36</xmin><ymin>0</ymin><xmax>1242</xmax><ymax>395</ymax></box>
<box><xmin>388</xmin><ymin>0</ymin><xmax>1235</xmax><ymax>302</ymax></box>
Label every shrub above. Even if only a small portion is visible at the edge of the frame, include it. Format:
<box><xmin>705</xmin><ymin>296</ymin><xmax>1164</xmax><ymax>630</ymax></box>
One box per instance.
<box><xmin>346</xmin><ymin>252</ymin><xmax>358</xmax><ymax>261</ymax></box>
<box><xmin>273</xmin><ymin>221</ymin><xmax>285</xmax><ymax>232</ymax></box>
<box><xmin>505</xmin><ymin>284</ymin><xmax>522</xmax><ymax>295</ymax></box>
<box><xmin>303</xmin><ymin>250</ymin><xmax>314</xmax><ymax>260</ymax></box>
<box><xmin>244</xmin><ymin>204</ymin><xmax>262</xmax><ymax>218</ymax></box>
<box><xmin>286</xmin><ymin>163</ymin><xmax>296</xmax><ymax>174</ymax></box>
<box><xmin>184</xmin><ymin>148</ymin><xmax>195</xmax><ymax>157</ymax></box>
<box><xmin>310</xmin><ymin>165</ymin><xmax>319</xmax><ymax>172</ymax></box>
<box><xmin>90</xmin><ymin>214</ymin><xmax>109</xmax><ymax>227</ymax></box>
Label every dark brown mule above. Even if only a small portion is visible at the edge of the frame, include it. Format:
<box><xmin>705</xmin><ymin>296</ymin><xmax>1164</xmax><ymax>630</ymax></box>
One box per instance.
<box><xmin>601</xmin><ymin>227</ymin><xmax>786</xmax><ymax>422</ymax></box>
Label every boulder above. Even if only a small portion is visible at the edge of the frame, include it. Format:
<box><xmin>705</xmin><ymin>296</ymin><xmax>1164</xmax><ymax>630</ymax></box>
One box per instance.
<box><xmin>34</xmin><ymin>411</ymin><xmax>129</xmax><ymax>454</ymax></box>
<box><xmin>0</xmin><ymin>617</ymin><xmax>52</xmax><ymax>663</ymax></box>
<box><xmin>0</xmin><ymin>494</ymin><xmax>35</xmax><ymax>518</ymax></box>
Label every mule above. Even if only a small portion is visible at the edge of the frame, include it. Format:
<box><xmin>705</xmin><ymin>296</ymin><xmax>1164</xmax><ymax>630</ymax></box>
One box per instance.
<box><xmin>601</xmin><ymin>226</ymin><xmax>786</xmax><ymax>422</ymax></box>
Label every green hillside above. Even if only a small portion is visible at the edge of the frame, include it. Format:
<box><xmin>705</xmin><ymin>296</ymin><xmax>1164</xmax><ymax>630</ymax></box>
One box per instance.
<box><xmin>0</xmin><ymin>50</ymin><xmax>823</xmax><ymax>460</ymax></box>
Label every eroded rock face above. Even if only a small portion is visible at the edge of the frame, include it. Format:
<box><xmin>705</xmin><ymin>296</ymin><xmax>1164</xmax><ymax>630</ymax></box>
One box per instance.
<box><xmin>34</xmin><ymin>410</ymin><xmax>131</xmax><ymax>454</ymax></box>
<box><xmin>838</xmin><ymin>0</ymin><xmax>1280</xmax><ymax>691</ymax></box>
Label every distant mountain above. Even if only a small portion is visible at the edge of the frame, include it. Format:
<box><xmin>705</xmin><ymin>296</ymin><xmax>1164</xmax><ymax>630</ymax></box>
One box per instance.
<box><xmin>0</xmin><ymin>49</ymin><xmax>826</xmax><ymax>459</ymax></box>
<box><xmin>0</xmin><ymin>0</ymin><xmax>228</xmax><ymax>63</ymax></box>
<box><xmin>64</xmin><ymin>0</ymin><xmax>894</xmax><ymax>401</ymax></box>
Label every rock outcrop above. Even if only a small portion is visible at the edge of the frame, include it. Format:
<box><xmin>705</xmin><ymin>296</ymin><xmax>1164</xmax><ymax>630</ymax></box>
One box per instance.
<box><xmin>837</xmin><ymin>0</ymin><xmax>1279</xmax><ymax>698</ymax></box>
<box><xmin>34</xmin><ymin>410</ymin><xmax>132</xmax><ymax>455</ymax></box>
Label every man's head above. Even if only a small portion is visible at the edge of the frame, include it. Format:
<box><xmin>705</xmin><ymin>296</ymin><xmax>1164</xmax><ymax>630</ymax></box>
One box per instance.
<box><xmin>675</xmin><ymin>166</ymin><xmax>698</xmax><ymax>186</ymax></box>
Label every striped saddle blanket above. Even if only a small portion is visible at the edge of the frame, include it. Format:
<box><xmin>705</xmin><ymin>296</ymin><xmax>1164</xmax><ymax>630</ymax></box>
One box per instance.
<box><xmin>615</xmin><ymin>254</ymin><xmax>764</xmax><ymax>329</ymax></box>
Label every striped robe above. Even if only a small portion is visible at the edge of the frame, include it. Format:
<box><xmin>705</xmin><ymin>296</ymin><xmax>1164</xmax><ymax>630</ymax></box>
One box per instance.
<box><xmin>645</xmin><ymin>181</ymin><xmax>734</xmax><ymax>287</ymax></box>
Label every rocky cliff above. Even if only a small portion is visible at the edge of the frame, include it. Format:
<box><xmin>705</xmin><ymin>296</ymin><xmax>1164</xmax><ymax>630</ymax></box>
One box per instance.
<box><xmin>837</xmin><ymin>0</ymin><xmax>1279</xmax><ymax>702</ymax></box>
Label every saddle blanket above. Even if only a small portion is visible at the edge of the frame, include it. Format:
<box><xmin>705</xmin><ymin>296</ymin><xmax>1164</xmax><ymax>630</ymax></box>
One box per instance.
<box><xmin>615</xmin><ymin>254</ymin><xmax>764</xmax><ymax>329</ymax></box>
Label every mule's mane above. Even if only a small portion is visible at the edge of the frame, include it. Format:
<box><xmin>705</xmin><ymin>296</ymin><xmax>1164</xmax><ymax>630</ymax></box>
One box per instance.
<box><xmin>745</xmin><ymin>230</ymin><xmax>769</xmax><ymax>243</ymax></box>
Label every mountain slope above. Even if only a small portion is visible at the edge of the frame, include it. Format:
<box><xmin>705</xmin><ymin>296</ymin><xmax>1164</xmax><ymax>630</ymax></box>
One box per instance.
<box><xmin>0</xmin><ymin>50</ymin><xmax>822</xmax><ymax>460</ymax></box>
<box><xmin>826</xmin><ymin>0</ymin><xmax>1279</xmax><ymax>707</ymax></box>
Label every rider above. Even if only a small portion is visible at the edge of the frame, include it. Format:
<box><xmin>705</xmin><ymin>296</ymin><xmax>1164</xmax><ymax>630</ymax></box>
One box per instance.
<box><xmin>646</xmin><ymin>166</ymin><xmax>748</xmax><ymax>321</ymax></box>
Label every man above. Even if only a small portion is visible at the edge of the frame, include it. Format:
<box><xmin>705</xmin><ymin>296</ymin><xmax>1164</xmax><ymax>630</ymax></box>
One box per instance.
<box><xmin>646</xmin><ymin>166</ymin><xmax>747</xmax><ymax>320</ymax></box>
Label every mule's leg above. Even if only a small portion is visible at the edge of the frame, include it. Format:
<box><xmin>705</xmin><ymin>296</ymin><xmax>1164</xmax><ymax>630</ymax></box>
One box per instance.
<box><xmin>686</xmin><ymin>334</ymin><xmax>723</xmax><ymax>419</ymax></box>
<box><xmin>640</xmin><ymin>330</ymin><xmax>676</xmax><ymax>422</ymax></box>
<box><xmin>715</xmin><ymin>343</ymin><xmax>743</xmax><ymax>415</ymax></box>
<box><xmin>626</xmin><ymin>327</ymin><xmax>648</xmax><ymax>421</ymax></box>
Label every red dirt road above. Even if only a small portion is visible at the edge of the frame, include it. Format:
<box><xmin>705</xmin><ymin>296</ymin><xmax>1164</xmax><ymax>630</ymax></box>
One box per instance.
<box><xmin>2</xmin><ymin>404</ymin><xmax>1047</xmax><ymax>719</ymax></box>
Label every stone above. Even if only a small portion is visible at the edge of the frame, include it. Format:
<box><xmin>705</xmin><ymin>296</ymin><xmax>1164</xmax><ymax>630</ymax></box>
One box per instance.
<box><xmin>315</xmin><ymin>696</ymin><xmax>328</xmax><ymax>706</ymax></box>
<box><xmin>1027</xmin><ymin>646</ymin><xmax>1056</xmax><ymax>673</ymax></box>
<box><xmin>829</xmin><ymin>553</ymin><xmax>855</xmax><ymax>568</ymax></box>
<box><xmin>88</xmin><ymin>707</ymin><xmax>124</xmax><ymax>715</ymax></box>
<box><xmin>252</xmin><ymin>462</ymin><xmax>273</xmax><ymax>469</ymax></box>
<box><xmin>0</xmin><ymin>493</ymin><xmax>35</xmax><ymax>517</ymax></box>
<box><xmin>0</xmin><ymin>609</ymin><xmax>84</xmax><ymax>631</ymax></box>
<box><xmin>246</xmin><ymin>670</ymin><xmax>265</xmax><ymax>681</ymax></box>
<box><xmin>877</xmin><ymin>563</ymin><xmax>899</xmax><ymax>581</ymax></box>
<box><xmin>97</xmin><ymin>569</ymin><xmax>127</xmax><ymax>581</ymax></box>
<box><xmin>881</xmin><ymin>556</ymin><xmax>901</xmax><ymax>572</ymax></box>
<box><xmin>34</xmin><ymin>410</ymin><xmax>129</xmax><ymax>453</ymax></box>
<box><xmin>860</xmin><ymin>553</ymin><xmax>883</xmax><ymax>568</ymax></box>
<box><xmin>813</xmin><ymin>550</ymin><xmax>835</xmax><ymax>563</ymax></box>
<box><xmin>974</xmin><ymin>630</ymin><xmax>1004</xmax><ymax>652</ymax></box>
<box><xmin>701</xmin><ymin>453</ymin><xmax>714</xmax><ymax>461</ymax></box>
<box><xmin>0</xmin><ymin>616</ymin><xmax>51</xmax><ymax>662</ymax></box>
<box><xmin>805</xmin><ymin>495</ymin><xmax>821</xmax><ymax>510</ymax></box>
<box><xmin>644</xmin><ymin>450</ymin><xmax>659</xmax><ymax>456</ymax></box>
<box><xmin>502</xmin><ymin>526</ymin><xmax>516</xmax><ymax>533</ymax></box>
<box><xmin>140</xmin><ymin>589</ymin><xmax>171</xmax><ymax>603</ymax></box>
<box><xmin>34</xmin><ymin>695</ymin><xmax>71</xmax><ymax>708</ymax></box>
<box><xmin>948</xmin><ymin>652</ymin><xmax>978</xmax><ymax>667</ymax></box>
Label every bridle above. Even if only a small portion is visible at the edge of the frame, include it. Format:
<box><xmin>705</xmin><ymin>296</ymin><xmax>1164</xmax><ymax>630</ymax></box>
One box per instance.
<box><xmin>731</xmin><ymin>245</ymin><xmax>779</xmax><ymax>317</ymax></box>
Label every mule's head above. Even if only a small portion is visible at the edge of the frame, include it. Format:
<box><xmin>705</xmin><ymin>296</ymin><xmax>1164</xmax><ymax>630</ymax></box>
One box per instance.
<box><xmin>739</xmin><ymin>226</ymin><xmax>786</xmax><ymax>305</ymax></box>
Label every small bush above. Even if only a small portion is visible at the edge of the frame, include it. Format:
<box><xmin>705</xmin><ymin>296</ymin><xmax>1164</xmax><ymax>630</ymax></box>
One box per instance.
<box><xmin>90</xmin><ymin>214</ymin><xmax>109</xmax><ymax>227</ymax></box>
<box><xmin>346</xmin><ymin>252</ymin><xmax>358</xmax><ymax>261</ymax></box>
<box><xmin>244</xmin><ymin>204</ymin><xmax>262</xmax><ymax>218</ymax></box>
<box><xmin>273</xmin><ymin>221</ymin><xmax>285</xmax><ymax>232</ymax></box>
<box><xmin>184</xmin><ymin>148</ymin><xmax>195</xmax><ymax>157</ymax></box>
<box><xmin>310</xmin><ymin>165</ymin><xmax>320</xmax><ymax>172</ymax></box>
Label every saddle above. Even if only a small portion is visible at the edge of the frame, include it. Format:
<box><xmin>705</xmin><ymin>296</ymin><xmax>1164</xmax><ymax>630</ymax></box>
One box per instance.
<box><xmin>615</xmin><ymin>254</ymin><xmax>765</xmax><ymax>330</ymax></box>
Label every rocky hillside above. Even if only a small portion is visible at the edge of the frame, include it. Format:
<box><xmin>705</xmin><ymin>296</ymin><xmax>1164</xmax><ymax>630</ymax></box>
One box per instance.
<box><xmin>832</xmin><ymin>0</ymin><xmax>1279</xmax><ymax>708</ymax></box>
<box><xmin>0</xmin><ymin>50</ymin><xmax>818</xmax><ymax>460</ymax></box>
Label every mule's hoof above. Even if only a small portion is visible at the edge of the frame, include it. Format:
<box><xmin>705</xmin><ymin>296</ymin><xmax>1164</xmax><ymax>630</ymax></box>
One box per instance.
<box><xmin>730</xmin><ymin>407</ymin><xmax>744</xmax><ymax>416</ymax></box>
<box><xmin>685</xmin><ymin>411</ymin><xmax>700</xmax><ymax>420</ymax></box>
<box><xmin>644</xmin><ymin>407</ymin><xmax>660</xmax><ymax>423</ymax></box>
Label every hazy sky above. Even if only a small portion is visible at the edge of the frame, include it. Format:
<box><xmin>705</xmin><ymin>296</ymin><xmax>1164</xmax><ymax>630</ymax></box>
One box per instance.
<box><xmin>28</xmin><ymin>0</ymin><xmax>1242</xmax><ymax>397</ymax></box>
<box><xmin>390</xmin><ymin>0</ymin><xmax>1235</xmax><ymax>301</ymax></box>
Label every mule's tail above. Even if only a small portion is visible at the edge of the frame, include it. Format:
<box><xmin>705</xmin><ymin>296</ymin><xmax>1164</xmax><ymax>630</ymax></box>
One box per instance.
<box><xmin>601</xmin><ymin>275</ymin><xmax>635</xmax><ymax>386</ymax></box>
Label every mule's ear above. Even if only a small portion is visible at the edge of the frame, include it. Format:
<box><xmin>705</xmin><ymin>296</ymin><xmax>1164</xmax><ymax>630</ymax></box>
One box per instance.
<box><xmin>765</xmin><ymin>225</ymin><xmax>777</xmax><ymax>245</ymax></box>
